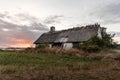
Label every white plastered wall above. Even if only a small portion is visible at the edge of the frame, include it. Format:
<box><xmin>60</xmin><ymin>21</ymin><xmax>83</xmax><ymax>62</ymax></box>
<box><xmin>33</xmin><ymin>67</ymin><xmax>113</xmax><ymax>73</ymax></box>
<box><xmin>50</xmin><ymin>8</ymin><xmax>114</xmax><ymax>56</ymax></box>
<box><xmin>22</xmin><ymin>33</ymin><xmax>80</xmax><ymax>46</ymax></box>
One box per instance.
<box><xmin>63</xmin><ymin>43</ymin><xmax>73</xmax><ymax>49</ymax></box>
<box><xmin>97</xmin><ymin>27</ymin><xmax>102</xmax><ymax>39</ymax></box>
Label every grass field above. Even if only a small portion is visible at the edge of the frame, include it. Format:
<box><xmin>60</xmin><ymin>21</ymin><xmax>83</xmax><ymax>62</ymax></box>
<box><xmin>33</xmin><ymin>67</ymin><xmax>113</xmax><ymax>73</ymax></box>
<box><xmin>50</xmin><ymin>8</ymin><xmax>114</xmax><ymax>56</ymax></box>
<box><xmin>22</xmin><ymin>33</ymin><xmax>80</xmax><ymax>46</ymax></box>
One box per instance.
<box><xmin>0</xmin><ymin>51</ymin><xmax>120</xmax><ymax>80</ymax></box>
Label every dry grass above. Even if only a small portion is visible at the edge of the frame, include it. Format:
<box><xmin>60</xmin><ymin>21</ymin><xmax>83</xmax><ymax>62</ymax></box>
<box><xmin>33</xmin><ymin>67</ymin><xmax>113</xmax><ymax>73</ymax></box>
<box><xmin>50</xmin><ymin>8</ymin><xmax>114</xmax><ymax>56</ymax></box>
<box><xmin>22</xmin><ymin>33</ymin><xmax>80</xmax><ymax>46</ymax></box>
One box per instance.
<box><xmin>0</xmin><ymin>61</ymin><xmax>120</xmax><ymax>80</ymax></box>
<box><xmin>22</xmin><ymin>48</ymin><xmax>85</xmax><ymax>56</ymax></box>
<box><xmin>0</xmin><ymin>49</ymin><xmax>120</xmax><ymax>80</ymax></box>
<box><xmin>86</xmin><ymin>49</ymin><xmax>120</xmax><ymax>61</ymax></box>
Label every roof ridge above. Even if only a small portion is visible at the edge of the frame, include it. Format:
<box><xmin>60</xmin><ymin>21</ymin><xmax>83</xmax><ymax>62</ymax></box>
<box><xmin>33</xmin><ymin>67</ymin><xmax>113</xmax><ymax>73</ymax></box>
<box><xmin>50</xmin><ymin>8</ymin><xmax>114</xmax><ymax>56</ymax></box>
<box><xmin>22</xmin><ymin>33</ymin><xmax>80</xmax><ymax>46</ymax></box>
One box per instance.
<box><xmin>48</xmin><ymin>24</ymin><xmax>100</xmax><ymax>34</ymax></box>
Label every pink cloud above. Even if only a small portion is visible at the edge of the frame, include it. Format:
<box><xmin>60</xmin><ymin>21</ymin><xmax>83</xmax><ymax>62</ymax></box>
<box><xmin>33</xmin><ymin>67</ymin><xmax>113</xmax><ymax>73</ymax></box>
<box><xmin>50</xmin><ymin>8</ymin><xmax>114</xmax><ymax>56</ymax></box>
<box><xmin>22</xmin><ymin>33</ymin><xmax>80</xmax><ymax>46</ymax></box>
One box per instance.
<box><xmin>6</xmin><ymin>37</ymin><xmax>35</xmax><ymax>48</ymax></box>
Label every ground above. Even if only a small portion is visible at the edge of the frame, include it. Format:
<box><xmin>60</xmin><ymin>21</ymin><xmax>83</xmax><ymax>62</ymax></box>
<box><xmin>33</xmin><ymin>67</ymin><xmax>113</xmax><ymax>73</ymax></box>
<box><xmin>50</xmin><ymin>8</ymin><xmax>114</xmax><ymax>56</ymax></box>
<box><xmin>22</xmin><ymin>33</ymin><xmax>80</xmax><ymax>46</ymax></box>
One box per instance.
<box><xmin>0</xmin><ymin>49</ymin><xmax>120</xmax><ymax>80</ymax></box>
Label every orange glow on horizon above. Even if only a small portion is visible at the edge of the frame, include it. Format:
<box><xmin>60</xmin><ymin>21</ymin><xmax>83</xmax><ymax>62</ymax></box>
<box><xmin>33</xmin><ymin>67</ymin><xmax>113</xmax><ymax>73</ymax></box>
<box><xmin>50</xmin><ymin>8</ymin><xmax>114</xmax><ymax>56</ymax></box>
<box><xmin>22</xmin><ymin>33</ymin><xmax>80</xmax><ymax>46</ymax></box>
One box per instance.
<box><xmin>113</xmin><ymin>37</ymin><xmax>120</xmax><ymax>44</ymax></box>
<box><xmin>6</xmin><ymin>37</ymin><xmax>35</xmax><ymax>48</ymax></box>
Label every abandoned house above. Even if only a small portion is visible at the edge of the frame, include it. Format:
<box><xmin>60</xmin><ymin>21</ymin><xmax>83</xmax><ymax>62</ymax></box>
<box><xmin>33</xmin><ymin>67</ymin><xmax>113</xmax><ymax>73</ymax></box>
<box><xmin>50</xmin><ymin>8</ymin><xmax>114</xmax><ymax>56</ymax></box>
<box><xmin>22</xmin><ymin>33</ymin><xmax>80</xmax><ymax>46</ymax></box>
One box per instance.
<box><xmin>34</xmin><ymin>24</ymin><xmax>106</xmax><ymax>49</ymax></box>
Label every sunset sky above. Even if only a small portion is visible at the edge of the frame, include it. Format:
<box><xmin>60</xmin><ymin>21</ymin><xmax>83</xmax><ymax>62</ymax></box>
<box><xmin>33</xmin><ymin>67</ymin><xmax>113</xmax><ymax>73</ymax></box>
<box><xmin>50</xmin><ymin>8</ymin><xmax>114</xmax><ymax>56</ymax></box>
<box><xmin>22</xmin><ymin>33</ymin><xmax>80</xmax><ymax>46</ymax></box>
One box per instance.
<box><xmin>0</xmin><ymin>0</ymin><xmax>120</xmax><ymax>48</ymax></box>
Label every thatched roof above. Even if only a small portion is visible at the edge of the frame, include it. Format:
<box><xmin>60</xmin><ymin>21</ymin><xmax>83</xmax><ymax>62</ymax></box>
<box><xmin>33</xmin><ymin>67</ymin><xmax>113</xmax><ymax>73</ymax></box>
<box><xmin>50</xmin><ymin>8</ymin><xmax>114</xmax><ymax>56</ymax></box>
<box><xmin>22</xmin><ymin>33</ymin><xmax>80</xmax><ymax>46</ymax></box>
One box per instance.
<box><xmin>34</xmin><ymin>24</ymin><xmax>101</xmax><ymax>44</ymax></box>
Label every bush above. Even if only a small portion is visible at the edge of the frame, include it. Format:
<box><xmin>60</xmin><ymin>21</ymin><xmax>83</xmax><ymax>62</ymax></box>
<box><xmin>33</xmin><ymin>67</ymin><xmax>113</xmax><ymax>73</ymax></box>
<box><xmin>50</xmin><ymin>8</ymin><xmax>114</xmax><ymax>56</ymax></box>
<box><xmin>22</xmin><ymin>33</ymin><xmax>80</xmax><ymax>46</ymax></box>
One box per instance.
<box><xmin>0</xmin><ymin>49</ymin><xmax>3</xmax><ymax>52</ymax></box>
<box><xmin>36</xmin><ymin>44</ymin><xmax>49</xmax><ymax>49</ymax></box>
<box><xmin>78</xmin><ymin>32</ymin><xmax>117</xmax><ymax>52</ymax></box>
<box><xmin>80</xmin><ymin>44</ymin><xmax>101</xmax><ymax>53</ymax></box>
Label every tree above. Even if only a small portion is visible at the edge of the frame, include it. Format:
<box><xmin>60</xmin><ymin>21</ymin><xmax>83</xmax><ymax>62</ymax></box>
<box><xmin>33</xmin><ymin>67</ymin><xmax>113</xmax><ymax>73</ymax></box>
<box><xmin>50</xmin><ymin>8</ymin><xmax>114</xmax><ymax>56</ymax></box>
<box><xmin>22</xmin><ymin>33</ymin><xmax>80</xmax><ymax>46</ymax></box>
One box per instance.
<box><xmin>79</xmin><ymin>30</ymin><xmax>116</xmax><ymax>52</ymax></box>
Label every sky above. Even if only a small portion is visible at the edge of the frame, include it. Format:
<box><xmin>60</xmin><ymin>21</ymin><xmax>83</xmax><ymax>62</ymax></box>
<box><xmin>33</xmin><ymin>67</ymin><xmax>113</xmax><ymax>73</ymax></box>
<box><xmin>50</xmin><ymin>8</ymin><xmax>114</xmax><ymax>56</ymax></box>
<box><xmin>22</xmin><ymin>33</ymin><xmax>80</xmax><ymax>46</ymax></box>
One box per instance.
<box><xmin>0</xmin><ymin>0</ymin><xmax>120</xmax><ymax>48</ymax></box>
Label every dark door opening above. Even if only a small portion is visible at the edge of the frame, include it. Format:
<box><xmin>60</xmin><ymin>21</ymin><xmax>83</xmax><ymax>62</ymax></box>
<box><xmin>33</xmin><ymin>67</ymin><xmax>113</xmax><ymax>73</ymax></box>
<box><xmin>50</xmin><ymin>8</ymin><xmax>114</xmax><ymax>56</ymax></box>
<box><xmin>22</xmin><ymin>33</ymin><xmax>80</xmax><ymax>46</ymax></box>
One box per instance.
<box><xmin>52</xmin><ymin>43</ymin><xmax>63</xmax><ymax>48</ymax></box>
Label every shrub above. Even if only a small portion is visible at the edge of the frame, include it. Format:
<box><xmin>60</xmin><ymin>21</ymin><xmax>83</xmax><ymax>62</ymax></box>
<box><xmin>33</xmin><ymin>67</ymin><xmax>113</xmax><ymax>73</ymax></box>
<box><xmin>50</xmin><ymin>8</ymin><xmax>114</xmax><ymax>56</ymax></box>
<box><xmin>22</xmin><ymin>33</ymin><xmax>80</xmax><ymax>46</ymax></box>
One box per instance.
<box><xmin>36</xmin><ymin>44</ymin><xmax>49</xmax><ymax>49</ymax></box>
<box><xmin>80</xmin><ymin>44</ymin><xmax>101</xmax><ymax>53</ymax></box>
<box><xmin>0</xmin><ymin>49</ymin><xmax>3</xmax><ymax>52</ymax></box>
<box><xmin>78</xmin><ymin>32</ymin><xmax>117</xmax><ymax>52</ymax></box>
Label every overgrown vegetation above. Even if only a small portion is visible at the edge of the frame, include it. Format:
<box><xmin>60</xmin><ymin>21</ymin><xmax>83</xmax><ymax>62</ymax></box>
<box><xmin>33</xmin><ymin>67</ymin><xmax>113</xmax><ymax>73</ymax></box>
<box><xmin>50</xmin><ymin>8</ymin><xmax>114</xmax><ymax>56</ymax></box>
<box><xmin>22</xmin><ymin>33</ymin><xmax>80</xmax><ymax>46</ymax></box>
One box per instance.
<box><xmin>78</xmin><ymin>30</ymin><xmax>117</xmax><ymax>52</ymax></box>
<box><xmin>23</xmin><ymin>48</ymin><xmax>84</xmax><ymax>56</ymax></box>
<box><xmin>36</xmin><ymin>44</ymin><xmax>49</xmax><ymax>49</ymax></box>
<box><xmin>0</xmin><ymin>50</ymin><xmax>120</xmax><ymax>80</ymax></box>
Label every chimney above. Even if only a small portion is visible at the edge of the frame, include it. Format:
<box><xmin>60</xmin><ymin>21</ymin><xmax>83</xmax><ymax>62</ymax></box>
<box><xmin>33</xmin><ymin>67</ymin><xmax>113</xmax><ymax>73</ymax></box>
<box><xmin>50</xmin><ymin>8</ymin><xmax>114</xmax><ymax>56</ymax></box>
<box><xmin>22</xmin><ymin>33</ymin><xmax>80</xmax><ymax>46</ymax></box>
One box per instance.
<box><xmin>50</xmin><ymin>26</ymin><xmax>55</xmax><ymax>32</ymax></box>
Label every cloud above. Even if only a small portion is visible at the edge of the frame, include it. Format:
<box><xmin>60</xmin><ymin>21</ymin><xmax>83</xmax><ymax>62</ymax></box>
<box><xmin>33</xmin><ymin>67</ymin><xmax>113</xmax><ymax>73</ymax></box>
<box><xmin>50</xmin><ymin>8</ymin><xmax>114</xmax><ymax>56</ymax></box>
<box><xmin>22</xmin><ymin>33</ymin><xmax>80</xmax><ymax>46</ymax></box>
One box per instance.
<box><xmin>109</xmin><ymin>32</ymin><xmax>120</xmax><ymax>37</ymax></box>
<box><xmin>90</xmin><ymin>2</ymin><xmax>120</xmax><ymax>24</ymax></box>
<box><xmin>113</xmin><ymin>37</ymin><xmax>120</xmax><ymax>44</ymax></box>
<box><xmin>0</xmin><ymin>12</ymin><xmax>42</xmax><ymax>26</ymax></box>
<box><xmin>0</xmin><ymin>12</ymin><xmax>49</xmax><ymax>48</ymax></box>
<box><xmin>44</xmin><ymin>15</ymin><xmax>64</xmax><ymax>25</ymax></box>
<box><xmin>108</xmin><ymin>31</ymin><xmax>120</xmax><ymax>44</ymax></box>
<box><xmin>5</xmin><ymin>37</ymin><xmax>34</xmax><ymax>48</ymax></box>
